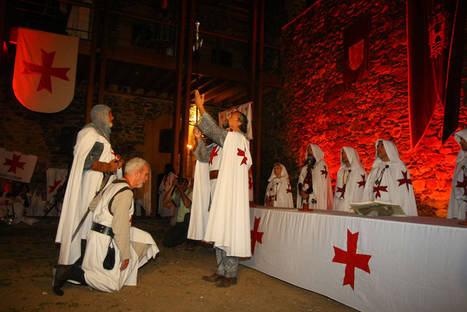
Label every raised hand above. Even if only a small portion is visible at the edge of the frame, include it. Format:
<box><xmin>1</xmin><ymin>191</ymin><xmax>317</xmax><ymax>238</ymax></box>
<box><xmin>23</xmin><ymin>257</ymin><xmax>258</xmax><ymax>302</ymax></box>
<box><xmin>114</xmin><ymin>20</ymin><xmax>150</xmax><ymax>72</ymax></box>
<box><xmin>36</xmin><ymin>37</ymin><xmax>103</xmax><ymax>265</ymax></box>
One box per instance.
<box><xmin>194</xmin><ymin>90</ymin><xmax>206</xmax><ymax>115</ymax></box>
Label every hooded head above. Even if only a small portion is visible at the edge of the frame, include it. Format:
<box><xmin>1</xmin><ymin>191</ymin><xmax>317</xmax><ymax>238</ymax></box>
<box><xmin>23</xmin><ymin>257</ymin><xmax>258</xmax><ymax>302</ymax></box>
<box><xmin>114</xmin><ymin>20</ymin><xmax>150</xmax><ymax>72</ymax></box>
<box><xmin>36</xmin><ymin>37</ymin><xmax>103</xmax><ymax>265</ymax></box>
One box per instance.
<box><xmin>87</xmin><ymin>104</ymin><xmax>112</xmax><ymax>141</ymax></box>
<box><xmin>340</xmin><ymin>146</ymin><xmax>363</xmax><ymax>170</ymax></box>
<box><xmin>454</xmin><ymin>128</ymin><xmax>467</xmax><ymax>163</ymax></box>
<box><xmin>373</xmin><ymin>139</ymin><xmax>403</xmax><ymax>167</ymax></box>
<box><xmin>305</xmin><ymin>144</ymin><xmax>324</xmax><ymax>166</ymax></box>
<box><xmin>268</xmin><ymin>163</ymin><xmax>289</xmax><ymax>182</ymax></box>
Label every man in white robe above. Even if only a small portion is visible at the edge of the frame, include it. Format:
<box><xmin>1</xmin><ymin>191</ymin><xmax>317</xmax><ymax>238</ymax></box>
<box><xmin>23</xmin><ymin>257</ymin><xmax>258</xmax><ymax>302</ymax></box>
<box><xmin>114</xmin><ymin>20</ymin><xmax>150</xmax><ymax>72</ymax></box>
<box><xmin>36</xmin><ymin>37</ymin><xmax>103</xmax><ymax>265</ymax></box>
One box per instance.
<box><xmin>188</xmin><ymin>127</ymin><xmax>223</xmax><ymax>240</ymax></box>
<box><xmin>447</xmin><ymin>129</ymin><xmax>467</xmax><ymax>222</ymax></box>
<box><xmin>265</xmin><ymin>163</ymin><xmax>294</xmax><ymax>208</ymax></box>
<box><xmin>333</xmin><ymin>147</ymin><xmax>367</xmax><ymax>212</ymax></box>
<box><xmin>362</xmin><ymin>139</ymin><xmax>418</xmax><ymax>216</ymax></box>
<box><xmin>194</xmin><ymin>90</ymin><xmax>252</xmax><ymax>288</ymax></box>
<box><xmin>55</xmin><ymin>105</ymin><xmax>123</xmax><ymax>266</ymax></box>
<box><xmin>52</xmin><ymin>158</ymin><xmax>159</xmax><ymax>295</ymax></box>
<box><xmin>297</xmin><ymin>144</ymin><xmax>333</xmax><ymax>210</ymax></box>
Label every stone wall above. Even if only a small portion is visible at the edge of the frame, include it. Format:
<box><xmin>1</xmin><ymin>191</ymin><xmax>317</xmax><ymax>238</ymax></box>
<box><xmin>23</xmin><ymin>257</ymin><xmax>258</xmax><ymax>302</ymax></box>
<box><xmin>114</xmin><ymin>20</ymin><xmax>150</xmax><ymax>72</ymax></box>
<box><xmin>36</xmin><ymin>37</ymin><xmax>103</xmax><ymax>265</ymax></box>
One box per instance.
<box><xmin>282</xmin><ymin>0</ymin><xmax>467</xmax><ymax>216</ymax></box>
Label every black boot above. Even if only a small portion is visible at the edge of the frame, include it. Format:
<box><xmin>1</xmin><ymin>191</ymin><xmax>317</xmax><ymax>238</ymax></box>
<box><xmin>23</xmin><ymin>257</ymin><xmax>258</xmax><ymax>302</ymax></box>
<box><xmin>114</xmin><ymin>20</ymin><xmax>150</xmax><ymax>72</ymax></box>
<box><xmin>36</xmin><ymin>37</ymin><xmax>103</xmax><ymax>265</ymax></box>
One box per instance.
<box><xmin>52</xmin><ymin>265</ymin><xmax>73</xmax><ymax>296</ymax></box>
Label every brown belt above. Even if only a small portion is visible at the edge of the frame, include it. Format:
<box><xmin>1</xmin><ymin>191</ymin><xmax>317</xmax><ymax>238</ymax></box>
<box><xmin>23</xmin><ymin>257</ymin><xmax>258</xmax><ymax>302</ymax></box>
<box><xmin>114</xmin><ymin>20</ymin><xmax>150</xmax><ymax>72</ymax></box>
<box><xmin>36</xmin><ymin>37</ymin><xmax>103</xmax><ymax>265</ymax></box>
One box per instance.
<box><xmin>209</xmin><ymin>170</ymin><xmax>219</xmax><ymax>180</ymax></box>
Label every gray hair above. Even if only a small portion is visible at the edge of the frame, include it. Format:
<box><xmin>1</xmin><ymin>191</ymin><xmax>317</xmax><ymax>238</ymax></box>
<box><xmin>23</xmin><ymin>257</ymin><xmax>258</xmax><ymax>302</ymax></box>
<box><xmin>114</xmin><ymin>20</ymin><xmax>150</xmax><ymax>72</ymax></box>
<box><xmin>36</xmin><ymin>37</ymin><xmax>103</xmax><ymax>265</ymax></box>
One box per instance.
<box><xmin>237</xmin><ymin>112</ymin><xmax>248</xmax><ymax>134</ymax></box>
<box><xmin>124</xmin><ymin>157</ymin><xmax>149</xmax><ymax>175</ymax></box>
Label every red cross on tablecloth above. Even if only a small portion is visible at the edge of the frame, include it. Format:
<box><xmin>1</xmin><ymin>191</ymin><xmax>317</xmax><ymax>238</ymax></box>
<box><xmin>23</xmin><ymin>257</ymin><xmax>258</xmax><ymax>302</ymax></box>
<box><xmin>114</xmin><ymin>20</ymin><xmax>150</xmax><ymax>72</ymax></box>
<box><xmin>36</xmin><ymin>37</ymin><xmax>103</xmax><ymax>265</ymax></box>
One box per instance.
<box><xmin>23</xmin><ymin>49</ymin><xmax>70</xmax><ymax>93</ymax></box>
<box><xmin>332</xmin><ymin>229</ymin><xmax>371</xmax><ymax>290</ymax></box>
<box><xmin>373</xmin><ymin>185</ymin><xmax>388</xmax><ymax>199</ymax></box>
<box><xmin>456</xmin><ymin>174</ymin><xmax>467</xmax><ymax>196</ymax></box>
<box><xmin>250</xmin><ymin>217</ymin><xmax>264</xmax><ymax>255</ymax></box>
<box><xmin>209</xmin><ymin>146</ymin><xmax>219</xmax><ymax>165</ymax></box>
<box><xmin>3</xmin><ymin>154</ymin><xmax>26</xmax><ymax>174</ymax></box>
<box><xmin>237</xmin><ymin>148</ymin><xmax>248</xmax><ymax>166</ymax></box>
<box><xmin>357</xmin><ymin>174</ymin><xmax>366</xmax><ymax>188</ymax></box>
<box><xmin>397</xmin><ymin>171</ymin><xmax>412</xmax><ymax>191</ymax></box>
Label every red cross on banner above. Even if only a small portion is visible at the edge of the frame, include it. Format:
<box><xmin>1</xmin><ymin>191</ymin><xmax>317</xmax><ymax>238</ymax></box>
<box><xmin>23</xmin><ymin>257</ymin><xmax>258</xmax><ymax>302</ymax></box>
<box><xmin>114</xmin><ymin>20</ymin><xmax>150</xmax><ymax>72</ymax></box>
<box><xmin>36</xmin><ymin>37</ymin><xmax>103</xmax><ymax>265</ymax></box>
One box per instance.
<box><xmin>0</xmin><ymin>148</ymin><xmax>37</xmax><ymax>183</ymax></box>
<box><xmin>237</xmin><ymin>148</ymin><xmax>248</xmax><ymax>166</ymax></box>
<box><xmin>397</xmin><ymin>171</ymin><xmax>412</xmax><ymax>191</ymax></box>
<box><xmin>332</xmin><ymin>229</ymin><xmax>371</xmax><ymax>290</ymax></box>
<box><xmin>3</xmin><ymin>154</ymin><xmax>26</xmax><ymax>174</ymax></box>
<box><xmin>13</xmin><ymin>28</ymin><xmax>79</xmax><ymax>113</ymax></box>
<box><xmin>250</xmin><ymin>217</ymin><xmax>264</xmax><ymax>254</ymax></box>
<box><xmin>357</xmin><ymin>174</ymin><xmax>366</xmax><ymax>188</ymax></box>
<box><xmin>48</xmin><ymin>179</ymin><xmax>63</xmax><ymax>194</ymax></box>
<box><xmin>373</xmin><ymin>185</ymin><xmax>388</xmax><ymax>198</ymax></box>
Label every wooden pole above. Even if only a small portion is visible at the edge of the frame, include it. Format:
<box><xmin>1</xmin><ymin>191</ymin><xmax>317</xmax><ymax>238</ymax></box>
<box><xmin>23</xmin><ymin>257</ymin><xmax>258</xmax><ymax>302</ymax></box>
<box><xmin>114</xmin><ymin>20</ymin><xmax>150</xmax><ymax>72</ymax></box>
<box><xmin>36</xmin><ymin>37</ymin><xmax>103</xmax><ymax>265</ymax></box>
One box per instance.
<box><xmin>86</xmin><ymin>3</ymin><xmax>99</xmax><ymax>123</ymax></box>
<box><xmin>254</xmin><ymin>0</ymin><xmax>265</xmax><ymax>203</ymax></box>
<box><xmin>249</xmin><ymin>0</ymin><xmax>258</xmax><ymax>203</ymax></box>
<box><xmin>181</xmin><ymin>0</ymin><xmax>194</xmax><ymax>177</ymax></box>
<box><xmin>172</xmin><ymin>0</ymin><xmax>187</xmax><ymax>174</ymax></box>
<box><xmin>97</xmin><ymin>0</ymin><xmax>110</xmax><ymax>104</ymax></box>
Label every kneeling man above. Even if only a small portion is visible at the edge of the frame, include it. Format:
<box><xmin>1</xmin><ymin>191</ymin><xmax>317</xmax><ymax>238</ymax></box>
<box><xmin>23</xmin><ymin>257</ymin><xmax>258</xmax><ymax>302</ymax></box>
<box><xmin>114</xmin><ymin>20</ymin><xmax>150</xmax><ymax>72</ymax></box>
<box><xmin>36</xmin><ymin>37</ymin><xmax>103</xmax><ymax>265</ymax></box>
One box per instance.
<box><xmin>53</xmin><ymin>157</ymin><xmax>159</xmax><ymax>295</ymax></box>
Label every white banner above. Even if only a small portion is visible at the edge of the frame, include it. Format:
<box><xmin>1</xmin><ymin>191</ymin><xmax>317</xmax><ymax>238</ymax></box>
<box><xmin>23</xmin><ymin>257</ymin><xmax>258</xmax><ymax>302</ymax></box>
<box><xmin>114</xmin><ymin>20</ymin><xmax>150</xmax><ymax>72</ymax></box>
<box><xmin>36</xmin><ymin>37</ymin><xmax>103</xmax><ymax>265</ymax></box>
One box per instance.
<box><xmin>0</xmin><ymin>147</ymin><xmax>37</xmax><ymax>183</ymax></box>
<box><xmin>243</xmin><ymin>207</ymin><xmax>467</xmax><ymax>312</ymax></box>
<box><xmin>46</xmin><ymin>168</ymin><xmax>68</xmax><ymax>202</ymax></box>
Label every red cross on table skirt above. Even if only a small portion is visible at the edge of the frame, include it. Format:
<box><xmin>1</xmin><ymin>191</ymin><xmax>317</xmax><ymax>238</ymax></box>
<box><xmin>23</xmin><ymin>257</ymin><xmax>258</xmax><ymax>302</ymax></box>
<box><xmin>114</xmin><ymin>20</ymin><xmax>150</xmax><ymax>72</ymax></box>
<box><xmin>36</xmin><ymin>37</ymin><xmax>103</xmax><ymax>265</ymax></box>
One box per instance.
<box><xmin>250</xmin><ymin>217</ymin><xmax>264</xmax><ymax>255</ymax></box>
<box><xmin>332</xmin><ymin>229</ymin><xmax>371</xmax><ymax>290</ymax></box>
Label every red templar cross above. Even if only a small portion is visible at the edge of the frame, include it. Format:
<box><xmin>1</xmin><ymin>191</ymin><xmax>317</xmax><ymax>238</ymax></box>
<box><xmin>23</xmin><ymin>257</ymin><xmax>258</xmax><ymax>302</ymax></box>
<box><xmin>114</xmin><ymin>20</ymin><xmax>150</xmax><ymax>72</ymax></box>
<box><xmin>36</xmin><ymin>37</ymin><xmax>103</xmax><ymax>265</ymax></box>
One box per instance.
<box><xmin>336</xmin><ymin>185</ymin><xmax>346</xmax><ymax>199</ymax></box>
<box><xmin>397</xmin><ymin>171</ymin><xmax>412</xmax><ymax>191</ymax></box>
<box><xmin>373</xmin><ymin>185</ymin><xmax>388</xmax><ymax>199</ymax></box>
<box><xmin>357</xmin><ymin>174</ymin><xmax>366</xmax><ymax>188</ymax></box>
<box><xmin>456</xmin><ymin>174</ymin><xmax>467</xmax><ymax>196</ymax></box>
<box><xmin>3</xmin><ymin>154</ymin><xmax>26</xmax><ymax>174</ymax></box>
<box><xmin>250</xmin><ymin>217</ymin><xmax>264</xmax><ymax>255</ymax></box>
<box><xmin>209</xmin><ymin>146</ymin><xmax>219</xmax><ymax>165</ymax></box>
<box><xmin>23</xmin><ymin>49</ymin><xmax>70</xmax><ymax>93</ymax></box>
<box><xmin>48</xmin><ymin>179</ymin><xmax>62</xmax><ymax>194</ymax></box>
<box><xmin>237</xmin><ymin>148</ymin><xmax>248</xmax><ymax>166</ymax></box>
<box><xmin>332</xmin><ymin>229</ymin><xmax>371</xmax><ymax>290</ymax></box>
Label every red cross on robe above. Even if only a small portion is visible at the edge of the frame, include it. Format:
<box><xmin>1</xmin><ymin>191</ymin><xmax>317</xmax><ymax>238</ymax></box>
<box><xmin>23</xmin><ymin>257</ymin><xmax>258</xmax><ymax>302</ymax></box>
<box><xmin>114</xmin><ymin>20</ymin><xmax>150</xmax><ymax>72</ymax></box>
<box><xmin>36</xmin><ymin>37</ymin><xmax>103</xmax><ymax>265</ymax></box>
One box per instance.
<box><xmin>357</xmin><ymin>174</ymin><xmax>366</xmax><ymax>188</ymax></box>
<box><xmin>321</xmin><ymin>166</ymin><xmax>328</xmax><ymax>178</ymax></box>
<box><xmin>3</xmin><ymin>154</ymin><xmax>26</xmax><ymax>174</ymax></box>
<box><xmin>332</xmin><ymin>229</ymin><xmax>371</xmax><ymax>290</ymax></box>
<box><xmin>237</xmin><ymin>148</ymin><xmax>248</xmax><ymax>166</ymax></box>
<box><xmin>373</xmin><ymin>185</ymin><xmax>388</xmax><ymax>199</ymax></box>
<box><xmin>250</xmin><ymin>217</ymin><xmax>264</xmax><ymax>254</ymax></box>
<box><xmin>397</xmin><ymin>171</ymin><xmax>412</xmax><ymax>191</ymax></box>
<box><xmin>336</xmin><ymin>185</ymin><xmax>346</xmax><ymax>199</ymax></box>
<box><xmin>23</xmin><ymin>49</ymin><xmax>70</xmax><ymax>93</ymax></box>
<box><xmin>209</xmin><ymin>146</ymin><xmax>219</xmax><ymax>165</ymax></box>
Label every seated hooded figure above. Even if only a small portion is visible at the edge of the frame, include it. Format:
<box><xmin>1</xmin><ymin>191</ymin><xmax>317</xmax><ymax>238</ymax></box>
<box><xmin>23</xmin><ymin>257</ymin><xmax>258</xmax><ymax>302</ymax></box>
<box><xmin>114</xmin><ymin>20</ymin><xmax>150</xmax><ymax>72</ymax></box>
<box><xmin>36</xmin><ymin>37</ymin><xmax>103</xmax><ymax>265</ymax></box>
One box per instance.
<box><xmin>297</xmin><ymin>144</ymin><xmax>333</xmax><ymax>210</ymax></box>
<box><xmin>333</xmin><ymin>147</ymin><xmax>367</xmax><ymax>212</ymax></box>
<box><xmin>447</xmin><ymin>128</ymin><xmax>467</xmax><ymax>221</ymax></box>
<box><xmin>264</xmin><ymin>163</ymin><xmax>294</xmax><ymax>208</ymax></box>
<box><xmin>362</xmin><ymin>139</ymin><xmax>418</xmax><ymax>216</ymax></box>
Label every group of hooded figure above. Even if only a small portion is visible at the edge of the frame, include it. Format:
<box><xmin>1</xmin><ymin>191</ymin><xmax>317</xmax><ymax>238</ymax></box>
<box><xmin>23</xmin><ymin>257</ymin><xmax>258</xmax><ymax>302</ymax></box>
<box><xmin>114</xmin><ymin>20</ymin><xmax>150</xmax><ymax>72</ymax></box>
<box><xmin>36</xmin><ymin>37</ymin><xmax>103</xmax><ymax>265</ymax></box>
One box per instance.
<box><xmin>264</xmin><ymin>132</ymin><xmax>467</xmax><ymax>221</ymax></box>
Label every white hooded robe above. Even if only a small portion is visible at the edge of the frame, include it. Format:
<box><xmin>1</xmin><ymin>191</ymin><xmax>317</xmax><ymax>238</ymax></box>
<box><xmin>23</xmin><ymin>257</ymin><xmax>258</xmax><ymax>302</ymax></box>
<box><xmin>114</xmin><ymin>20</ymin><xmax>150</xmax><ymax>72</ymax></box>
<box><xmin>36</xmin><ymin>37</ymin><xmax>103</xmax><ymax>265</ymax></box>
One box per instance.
<box><xmin>333</xmin><ymin>147</ymin><xmax>367</xmax><ymax>212</ymax></box>
<box><xmin>264</xmin><ymin>163</ymin><xmax>294</xmax><ymax>208</ymax></box>
<box><xmin>362</xmin><ymin>139</ymin><xmax>418</xmax><ymax>216</ymax></box>
<box><xmin>447</xmin><ymin>129</ymin><xmax>467</xmax><ymax>220</ymax></box>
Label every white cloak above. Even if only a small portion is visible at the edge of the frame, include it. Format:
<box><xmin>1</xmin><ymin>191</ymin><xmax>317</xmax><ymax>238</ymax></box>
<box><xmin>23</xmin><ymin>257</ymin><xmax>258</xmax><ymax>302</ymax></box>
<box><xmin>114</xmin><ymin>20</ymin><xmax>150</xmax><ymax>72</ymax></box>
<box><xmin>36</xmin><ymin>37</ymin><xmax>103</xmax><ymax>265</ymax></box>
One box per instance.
<box><xmin>296</xmin><ymin>144</ymin><xmax>333</xmax><ymax>210</ymax></box>
<box><xmin>204</xmin><ymin>132</ymin><xmax>252</xmax><ymax>257</ymax></box>
<box><xmin>362</xmin><ymin>139</ymin><xmax>418</xmax><ymax>216</ymax></box>
<box><xmin>158</xmin><ymin>172</ymin><xmax>176</xmax><ymax>217</ymax></box>
<box><xmin>82</xmin><ymin>181</ymin><xmax>159</xmax><ymax>292</ymax></box>
<box><xmin>55</xmin><ymin>126</ymin><xmax>116</xmax><ymax>265</ymax></box>
<box><xmin>333</xmin><ymin>147</ymin><xmax>367</xmax><ymax>212</ymax></box>
<box><xmin>264</xmin><ymin>163</ymin><xmax>294</xmax><ymax>208</ymax></box>
<box><xmin>448</xmin><ymin>129</ymin><xmax>467</xmax><ymax>220</ymax></box>
<box><xmin>188</xmin><ymin>143</ymin><xmax>223</xmax><ymax>240</ymax></box>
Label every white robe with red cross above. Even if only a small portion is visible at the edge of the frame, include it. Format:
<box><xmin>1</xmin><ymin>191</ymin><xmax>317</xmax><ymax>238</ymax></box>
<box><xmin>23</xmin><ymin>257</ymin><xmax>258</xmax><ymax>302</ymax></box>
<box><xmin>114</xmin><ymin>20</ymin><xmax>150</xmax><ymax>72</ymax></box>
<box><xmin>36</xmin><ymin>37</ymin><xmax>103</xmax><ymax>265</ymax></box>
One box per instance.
<box><xmin>448</xmin><ymin>129</ymin><xmax>467</xmax><ymax>220</ymax></box>
<box><xmin>362</xmin><ymin>140</ymin><xmax>418</xmax><ymax>216</ymax></box>
<box><xmin>204</xmin><ymin>132</ymin><xmax>252</xmax><ymax>257</ymax></box>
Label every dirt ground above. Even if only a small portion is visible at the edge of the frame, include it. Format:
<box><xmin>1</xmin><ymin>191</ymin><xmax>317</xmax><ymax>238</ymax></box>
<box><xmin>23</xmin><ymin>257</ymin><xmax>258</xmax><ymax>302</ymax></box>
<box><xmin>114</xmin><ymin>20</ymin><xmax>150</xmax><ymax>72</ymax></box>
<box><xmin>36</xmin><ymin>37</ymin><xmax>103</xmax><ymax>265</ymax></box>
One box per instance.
<box><xmin>0</xmin><ymin>218</ymin><xmax>355</xmax><ymax>312</ymax></box>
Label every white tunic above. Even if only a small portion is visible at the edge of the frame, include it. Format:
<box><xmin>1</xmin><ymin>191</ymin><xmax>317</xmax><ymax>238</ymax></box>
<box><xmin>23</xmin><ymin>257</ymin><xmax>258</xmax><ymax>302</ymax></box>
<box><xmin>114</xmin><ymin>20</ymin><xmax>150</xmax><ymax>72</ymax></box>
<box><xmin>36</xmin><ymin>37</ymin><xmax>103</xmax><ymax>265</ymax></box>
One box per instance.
<box><xmin>362</xmin><ymin>139</ymin><xmax>418</xmax><ymax>216</ymax></box>
<box><xmin>296</xmin><ymin>144</ymin><xmax>333</xmax><ymax>210</ymax></box>
<box><xmin>264</xmin><ymin>163</ymin><xmax>294</xmax><ymax>208</ymax></box>
<box><xmin>447</xmin><ymin>129</ymin><xmax>467</xmax><ymax>220</ymax></box>
<box><xmin>55</xmin><ymin>126</ymin><xmax>116</xmax><ymax>265</ymax></box>
<box><xmin>204</xmin><ymin>132</ymin><xmax>252</xmax><ymax>257</ymax></box>
<box><xmin>82</xmin><ymin>181</ymin><xmax>159</xmax><ymax>292</ymax></box>
<box><xmin>333</xmin><ymin>147</ymin><xmax>367</xmax><ymax>212</ymax></box>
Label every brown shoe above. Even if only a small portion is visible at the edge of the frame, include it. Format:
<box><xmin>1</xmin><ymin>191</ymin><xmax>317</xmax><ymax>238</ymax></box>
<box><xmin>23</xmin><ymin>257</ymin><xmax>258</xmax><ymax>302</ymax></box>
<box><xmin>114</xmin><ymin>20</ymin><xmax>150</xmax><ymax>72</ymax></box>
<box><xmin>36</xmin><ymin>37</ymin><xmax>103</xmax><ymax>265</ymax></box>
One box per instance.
<box><xmin>215</xmin><ymin>277</ymin><xmax>237</xmax><ymax>287</ymax></box>
<box><xmin>52</xmin><ymin>265</ymin><xmax>73</xmax><ymax>296</ymax></box>
<box><xmin>202</xmin><ymin>273</ymin><xmax>224</xmax><ymax>283</ymax></box>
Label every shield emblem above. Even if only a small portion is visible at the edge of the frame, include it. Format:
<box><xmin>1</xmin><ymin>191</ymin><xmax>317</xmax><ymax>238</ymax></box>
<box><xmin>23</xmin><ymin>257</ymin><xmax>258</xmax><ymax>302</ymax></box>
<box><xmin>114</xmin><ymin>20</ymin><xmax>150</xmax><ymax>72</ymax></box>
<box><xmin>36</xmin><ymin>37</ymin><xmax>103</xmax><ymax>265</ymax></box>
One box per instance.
<box><xmin>12</xmin><ymin>28</ymin><xmax>79</xmax><ymax>113</ymax></box>
<box><xmin>348</xmin><ymin>39</ymin><xmax>365</xmax><ymax>71</ymax></box>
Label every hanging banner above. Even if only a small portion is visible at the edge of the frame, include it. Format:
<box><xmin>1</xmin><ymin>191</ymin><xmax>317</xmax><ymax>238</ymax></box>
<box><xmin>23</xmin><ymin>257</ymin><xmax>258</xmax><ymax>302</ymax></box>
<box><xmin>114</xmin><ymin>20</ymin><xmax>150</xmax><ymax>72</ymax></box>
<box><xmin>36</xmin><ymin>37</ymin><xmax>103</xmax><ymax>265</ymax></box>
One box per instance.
<box><xmin>0</xmin><ymin>147</ymin><xmax>37</xmax><ymax>183</ymax></box>
<box><xmin>13</xmin><ymin>28</ymin><xmax>79</xmax><ymax>113</ymax></box>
